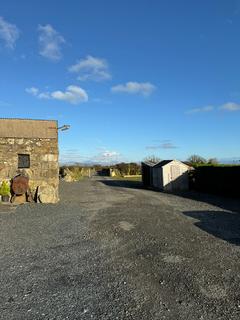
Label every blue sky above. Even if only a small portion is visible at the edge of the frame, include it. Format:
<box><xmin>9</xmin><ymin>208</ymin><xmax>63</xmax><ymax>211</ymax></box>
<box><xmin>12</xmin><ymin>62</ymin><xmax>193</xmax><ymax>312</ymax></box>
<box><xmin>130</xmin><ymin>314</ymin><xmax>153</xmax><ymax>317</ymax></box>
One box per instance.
<box><xmin>0</xmin><ymin>0</ymin><xmax>240</xmax><ymax>164</ymax></box>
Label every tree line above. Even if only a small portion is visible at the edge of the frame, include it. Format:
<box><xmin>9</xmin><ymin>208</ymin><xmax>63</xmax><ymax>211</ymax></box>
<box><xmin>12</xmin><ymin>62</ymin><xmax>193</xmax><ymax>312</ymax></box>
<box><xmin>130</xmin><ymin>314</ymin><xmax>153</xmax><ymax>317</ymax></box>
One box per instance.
<box><xmin>60</xmin><ymin>154</ymin><xmax>222</xmax><ymax>179</ymax></box>
<box><xmin>144</xmin><ymin>154</ymin><xmax>219</xmax><ymax>166</ymax></box>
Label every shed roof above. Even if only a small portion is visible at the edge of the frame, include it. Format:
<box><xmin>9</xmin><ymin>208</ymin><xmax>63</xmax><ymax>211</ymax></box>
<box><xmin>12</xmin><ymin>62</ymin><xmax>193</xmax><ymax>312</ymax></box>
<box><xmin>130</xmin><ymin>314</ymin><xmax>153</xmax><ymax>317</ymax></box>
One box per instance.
<box><xmin>141</xmin><ymin>161</ymin><xmax>156</xmax><ymax>167</ymax></box>
<box><xmin>153</xmin><ymin>160</ymin><xmax>173</xmax><ymax>167</ymax></box>
<box><xmin>0</xmin><ymin>118</ymin><xmax>58</xmax><ymax>139</ymax></box>
<box><xmin>153</xmin><ymin>159</ymin><xmax>191</xmax><ymax>168</ymax></box>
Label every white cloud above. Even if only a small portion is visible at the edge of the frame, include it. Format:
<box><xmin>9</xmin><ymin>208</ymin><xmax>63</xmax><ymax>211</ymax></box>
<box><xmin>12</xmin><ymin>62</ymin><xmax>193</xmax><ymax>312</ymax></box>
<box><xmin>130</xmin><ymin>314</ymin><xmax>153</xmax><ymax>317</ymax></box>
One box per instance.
<box><xmin>68</xmin><ymin>55</ymin><xmax>111</xmax><ymax>81</ymax></box>
<box><xmin>186</xmin><ymin>105</ymin><xmax>214</xmax><ymax>114</ymax></box>
<box><xmin>51</xmin><ymin>85</ymin><xmax>88</xmax><ymax>104</ymax></box>
<box><xmin>38</xmin><ymin>92</ymin><xmax>50</xmax><ymax>99</ymax></box>
<box><xmin>111</xmin><ymin>81</ymin><xmax>156</xmax><ymax>96</ymax></box>
<box><xmin>92</xmin><ymin>147</ymin><xmax>121</xmax><ymax>163</ymax></box>
<box><xmin>38</xmin><ymin>24</ymin><xmax>65</xmax><ymax>61</ymax></box>
<box><xmin>26</xmin><ymin>85</ymin><xmax>88</xmax><ymax>105</ymax></box>
<box><xmin>220</xmin><ymin>102</ymin><xmax>240</xmax><ymax>111</ymax></box>
<box><xmin>0</xmin><ymin>16</ymin><xmax>20</xmax><ymax>49</ymax></box>
<box><xmin>102</xmin><ymin>150</ymin><xmax>120</xmax><ymax>158</ymax></box>
<box><xmin>25</xmin><ymin>87</ymin><xmax>39</xmax><ymax>96</ymax></box>
<box><xmin>93</xmin><ymin>149</ymin><xmax>120</xmax><ymax>163</ymax></box>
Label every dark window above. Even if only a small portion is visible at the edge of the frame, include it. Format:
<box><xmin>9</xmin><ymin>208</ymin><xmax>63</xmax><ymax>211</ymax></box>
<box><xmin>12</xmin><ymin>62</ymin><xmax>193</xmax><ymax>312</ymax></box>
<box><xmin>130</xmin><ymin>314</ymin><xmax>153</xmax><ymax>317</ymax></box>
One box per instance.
<box><xmin>18</xmin><ymin>154</ymin><xmax>30</xmax><ymax>169</ymax></box>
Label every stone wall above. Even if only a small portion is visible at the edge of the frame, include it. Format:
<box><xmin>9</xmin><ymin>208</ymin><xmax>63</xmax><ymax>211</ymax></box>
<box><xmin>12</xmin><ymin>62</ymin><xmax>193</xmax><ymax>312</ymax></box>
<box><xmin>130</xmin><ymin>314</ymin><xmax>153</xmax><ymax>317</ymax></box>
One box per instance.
<box><xmin>0</xmin><ymin>137</ymin><xmax>59</xmax><ymax>203</ymax></box>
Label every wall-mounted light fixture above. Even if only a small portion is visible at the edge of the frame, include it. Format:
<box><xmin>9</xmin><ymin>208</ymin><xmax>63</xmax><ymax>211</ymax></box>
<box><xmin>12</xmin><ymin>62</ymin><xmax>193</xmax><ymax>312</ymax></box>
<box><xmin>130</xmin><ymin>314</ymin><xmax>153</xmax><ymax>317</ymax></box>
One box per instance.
<box><xmin>58</xmin><ymin>125</ymin><xmax>70</xmax><ymax>131</ymax></box>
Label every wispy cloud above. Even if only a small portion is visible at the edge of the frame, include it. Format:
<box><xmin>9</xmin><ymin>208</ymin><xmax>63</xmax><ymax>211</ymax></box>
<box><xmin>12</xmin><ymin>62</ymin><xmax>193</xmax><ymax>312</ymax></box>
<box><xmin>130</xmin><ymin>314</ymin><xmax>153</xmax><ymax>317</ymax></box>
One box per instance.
<box><xmin>185</xmin><ymin>105</ymin><xmax>214</xmax><ymax>114</ymax></box>
<box><xmin>219</xmin><ymin>157</ymin><xmax>240</xmax><ymax>164</ymax></box>
<box><xmin>0</xmin><ymin>16</ymin><xmax>20</xmax><ymax>49</ymax></box>
<box><xmin>146</xmin><ymin>145</ymin><xmax>161</xmax><ymax>150</ymax></box>
<box><xmin>151</xmin><ymin>139</ymin><xmax>169</xmax><ymax>143</ymax></box>
<box><xmin>0</xmin><ymin>100</ymin><xmax>11</xmax><ymax>107</ymax></box>
<box><xmin>220</xmin><ymin>102</ymin><xmax>240</xmax><ymax>111</ymax></box>
<box><xmin>146</xmin><ymin>141</ymin><xmax>178</xmax><ymax>150</ymax></box>
<box><xmin>91</xmin><ymin>97</ymin><xmax>112</xmax><ymax>105</ymax></box>
<box><xmin>160</xmin><ymin>142</ymin><xmax>178</xmax><ymax>149</ymax></box>
<box><xmin>60</xmin><ymin>149</ymin><xmax>87</xmax><ymax>164</ymax></box>
<box><xmin>69</xmin><ymin>55</ymin><xmax>111</xmax><ymax>81</ymax></box>
<box><xmin>226</xmin><ymin>18</ymin><xmax>233</xmax><ymax>25</ymax></box>
<box><xmin>60</xmin><ymin>148</ymin><xmax>121</xmax><ymax>164</ymax></box>
<box><xmin>38</xmin><ymin>24</ymin><xmax>65</xmax><ymax>61</ymax></box>
<box><xmin>111</xmin><ymin>81</ymin><xmax>156</xmax><ymax>96</ymax></box>
<box><xmin>26</xmin><ymin>85</ymin><xmax>88</xmax><ymax>105</ymax></box>
<box><xmin>186</xmin><ymin>102</ymin><xmax>240</xmax><ymax>114</ymax></box>
<box><xmin>25</xmin><ymin>87</ymin><xmax>39</xmax><ymax>96</ymax></box>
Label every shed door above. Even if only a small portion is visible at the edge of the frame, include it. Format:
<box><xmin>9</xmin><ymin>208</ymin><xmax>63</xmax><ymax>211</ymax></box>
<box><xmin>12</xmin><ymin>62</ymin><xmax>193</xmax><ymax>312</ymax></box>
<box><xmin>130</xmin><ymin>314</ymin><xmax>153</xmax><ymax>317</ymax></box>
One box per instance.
<box><xmin>153</xmin><ymin>167</ymin><xmax>163</xmax><ymax>189</ymax></box>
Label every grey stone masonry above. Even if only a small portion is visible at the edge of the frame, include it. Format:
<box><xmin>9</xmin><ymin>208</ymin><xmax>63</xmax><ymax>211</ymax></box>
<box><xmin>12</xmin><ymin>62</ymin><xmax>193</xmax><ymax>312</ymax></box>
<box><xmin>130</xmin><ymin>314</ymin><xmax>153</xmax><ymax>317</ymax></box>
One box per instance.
<box><xmin>0</xmin><ymin>119</ymin><xmax>59</xmax><ymax>203</ymax></box>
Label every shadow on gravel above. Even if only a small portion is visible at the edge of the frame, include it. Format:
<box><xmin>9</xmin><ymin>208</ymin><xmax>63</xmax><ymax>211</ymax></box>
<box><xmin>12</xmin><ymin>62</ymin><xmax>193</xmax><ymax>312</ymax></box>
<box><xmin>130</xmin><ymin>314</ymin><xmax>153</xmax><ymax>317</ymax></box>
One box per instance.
<box><xmin>100</xmin><ymin>179</ymin><xmax>240</xmax><ymax>213</ymax></box>
<box><xmin>168</xmin><ymin>190</ymin><xmax>240</xmax><ymax>214</ymax></box>
<box><xmin>99</xmin><ymin>179</ymin><xmax>144</xmax><ymax>190</ymax></box>
<box><xmin>183</xmin><ymin>210</ymin><xmax>240</xmax><ymax>246</ymax></box>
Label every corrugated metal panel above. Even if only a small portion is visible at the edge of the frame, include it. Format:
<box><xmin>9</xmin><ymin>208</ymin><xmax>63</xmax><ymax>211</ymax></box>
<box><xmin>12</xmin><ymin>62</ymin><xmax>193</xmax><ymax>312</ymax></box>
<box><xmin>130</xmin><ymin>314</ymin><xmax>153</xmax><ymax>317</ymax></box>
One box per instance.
<box><xmin>0</xmin><ymin>119</ymin><xmax>58</xmax><ymax>139</ymax></box>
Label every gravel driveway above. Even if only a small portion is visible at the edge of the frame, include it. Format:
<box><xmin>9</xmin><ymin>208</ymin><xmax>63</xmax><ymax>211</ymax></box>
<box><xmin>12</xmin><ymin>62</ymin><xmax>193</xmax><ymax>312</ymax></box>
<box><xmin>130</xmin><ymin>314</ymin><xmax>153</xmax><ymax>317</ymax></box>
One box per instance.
<box><xmin>1</xmin><ymin>177</ymin><xmax>240</xmax><ymax>320</ymax></box>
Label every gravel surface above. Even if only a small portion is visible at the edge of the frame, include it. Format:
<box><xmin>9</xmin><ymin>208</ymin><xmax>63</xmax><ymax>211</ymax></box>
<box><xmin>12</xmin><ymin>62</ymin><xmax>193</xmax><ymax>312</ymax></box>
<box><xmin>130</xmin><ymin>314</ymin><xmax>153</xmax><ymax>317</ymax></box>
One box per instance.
<box><xmin>1</xmin><ymin>176</ymin><xmax>240</xmax><ymax>320</ymax></box>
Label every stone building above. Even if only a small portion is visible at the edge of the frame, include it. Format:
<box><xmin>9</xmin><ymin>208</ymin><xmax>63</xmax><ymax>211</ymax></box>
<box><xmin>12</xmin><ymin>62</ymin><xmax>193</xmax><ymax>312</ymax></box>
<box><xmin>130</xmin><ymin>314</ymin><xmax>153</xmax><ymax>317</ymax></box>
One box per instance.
<box><xmin>0</xmin><ymin>118</ymin><xmax>59</xmax><ymax>203</ymax></box>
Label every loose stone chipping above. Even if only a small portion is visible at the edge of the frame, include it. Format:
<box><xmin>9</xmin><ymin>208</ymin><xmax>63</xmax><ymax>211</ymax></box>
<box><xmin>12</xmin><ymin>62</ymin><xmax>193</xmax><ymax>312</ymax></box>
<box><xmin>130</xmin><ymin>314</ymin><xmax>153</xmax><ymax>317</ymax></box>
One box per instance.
<box><xmin>0</xmin><ymin>118</ymin><xmax>59</xmax><ymax>203</ymax></box>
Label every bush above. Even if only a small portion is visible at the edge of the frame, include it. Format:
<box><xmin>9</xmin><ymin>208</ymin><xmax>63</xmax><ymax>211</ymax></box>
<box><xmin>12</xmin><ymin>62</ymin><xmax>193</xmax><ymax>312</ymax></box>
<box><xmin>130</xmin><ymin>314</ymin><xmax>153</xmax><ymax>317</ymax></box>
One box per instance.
<box><xmin>68</xmin><ymin>166</ymin><xmax>83</xmax><ymax>180</ymax></box>
<box><xmin>0</xmin><ymin>180</ymin><xmax>10</xmax><ymax>196</ymax></box>
<box><xmin>115</xmin><ymin>162</ymin><xmax>141</xmax><ymax>176</ymax></box>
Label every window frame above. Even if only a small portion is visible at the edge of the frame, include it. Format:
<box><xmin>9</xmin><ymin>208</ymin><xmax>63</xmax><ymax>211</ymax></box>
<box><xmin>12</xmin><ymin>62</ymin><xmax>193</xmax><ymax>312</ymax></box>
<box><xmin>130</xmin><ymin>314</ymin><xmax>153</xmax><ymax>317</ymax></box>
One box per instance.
<box><xmin>18</xmin><ymin>154</ymin><xmax>30</xmax><ymax>169</ymax></box>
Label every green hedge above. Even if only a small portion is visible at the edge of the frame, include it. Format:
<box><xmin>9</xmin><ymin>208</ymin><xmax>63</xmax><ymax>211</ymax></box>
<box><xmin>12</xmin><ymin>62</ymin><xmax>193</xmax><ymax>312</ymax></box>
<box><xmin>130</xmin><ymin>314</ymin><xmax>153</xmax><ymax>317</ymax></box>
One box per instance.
<box><xmin>191</xmin><ymin>166</ymin><xmax>240</xmax><ymax>197</ymax></box>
